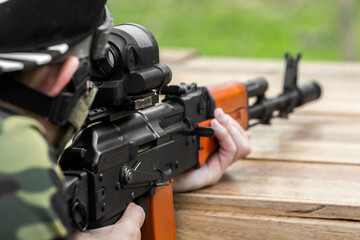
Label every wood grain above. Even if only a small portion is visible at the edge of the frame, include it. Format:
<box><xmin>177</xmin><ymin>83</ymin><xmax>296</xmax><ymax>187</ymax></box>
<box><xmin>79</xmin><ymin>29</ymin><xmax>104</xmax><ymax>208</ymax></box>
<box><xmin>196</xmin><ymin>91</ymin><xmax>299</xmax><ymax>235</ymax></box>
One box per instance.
<box><xmin>161</xmin><ymin>52</ymin><xmax>360</xmax><ymax>117</ymax></box>
<box><xmin>175</xmin><ymin>210</ymin><xmax>360</xmax><ymax>240</ymax></box>
<box><xmin>249</xmin><ymin>115</ymin><xmax>360</xmax><ymax>164</ymax></box>
<box><xmin>174</xmin><ymin>159</ymin><xmax>360</xmax><ymax>221</ymax></box>
<box><xmin>165</xmin><ymin>57</ymin><xmax>360</xmax><ymax>79</ymax></box>
<box><xmin>159</xmin><ymin>49</ymin><xmax>360</xmax><ymax>239</ymax></box>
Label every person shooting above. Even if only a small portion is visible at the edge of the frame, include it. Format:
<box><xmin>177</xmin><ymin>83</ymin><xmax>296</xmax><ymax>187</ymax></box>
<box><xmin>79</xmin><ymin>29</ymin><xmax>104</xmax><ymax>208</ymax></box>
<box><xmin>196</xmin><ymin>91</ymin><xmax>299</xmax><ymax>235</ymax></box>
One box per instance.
<box><xmin>0</xmin><ymin>1</ymin><xmax>252</xmax><ymax>239</ymax></box>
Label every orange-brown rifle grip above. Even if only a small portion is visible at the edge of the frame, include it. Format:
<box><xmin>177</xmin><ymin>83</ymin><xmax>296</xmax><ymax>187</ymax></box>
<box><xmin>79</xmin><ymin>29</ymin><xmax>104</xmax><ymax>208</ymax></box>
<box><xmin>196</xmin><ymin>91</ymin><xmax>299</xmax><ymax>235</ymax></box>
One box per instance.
<box><xmin>142</xmin><ymin>179</ymin><xmax>176</xmax><ymax>240</ymax></box>
<box><xmin>198</xmin><ymin>81</ymin><xmax>248</xmax><ymax>167</ymax></box>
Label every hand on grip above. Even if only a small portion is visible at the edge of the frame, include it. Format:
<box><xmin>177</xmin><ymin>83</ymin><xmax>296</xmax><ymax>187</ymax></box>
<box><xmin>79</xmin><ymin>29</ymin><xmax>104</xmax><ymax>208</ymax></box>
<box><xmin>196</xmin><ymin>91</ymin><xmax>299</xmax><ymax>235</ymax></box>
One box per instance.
<box><xmin>73</xmin><ymin>202</ymin><xmax>145</xmax><ymax>240</ymax></box>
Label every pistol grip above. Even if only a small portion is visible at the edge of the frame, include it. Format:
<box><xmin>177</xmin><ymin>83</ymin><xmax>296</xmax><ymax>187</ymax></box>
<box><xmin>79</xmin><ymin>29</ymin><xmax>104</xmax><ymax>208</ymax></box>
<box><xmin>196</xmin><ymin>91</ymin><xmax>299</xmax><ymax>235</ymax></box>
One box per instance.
<box><xmin>142</xmin><ymin>180</ymin><xmax>176</xmax><ymax>240</ymax></box>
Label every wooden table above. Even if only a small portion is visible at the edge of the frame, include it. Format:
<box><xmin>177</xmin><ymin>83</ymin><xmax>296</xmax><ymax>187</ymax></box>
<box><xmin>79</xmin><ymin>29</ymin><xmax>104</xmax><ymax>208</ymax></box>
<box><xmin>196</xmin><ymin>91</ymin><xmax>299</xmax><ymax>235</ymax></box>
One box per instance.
<box><xmin>160</xmin><ymin>49</ymin><xmax>360</xmax><ymax>240</ymax></box>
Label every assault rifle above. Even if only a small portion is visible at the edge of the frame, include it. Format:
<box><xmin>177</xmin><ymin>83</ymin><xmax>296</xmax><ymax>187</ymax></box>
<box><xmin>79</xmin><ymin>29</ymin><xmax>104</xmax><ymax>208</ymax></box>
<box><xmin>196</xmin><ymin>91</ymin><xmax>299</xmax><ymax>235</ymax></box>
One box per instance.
<box><xmin>59</xmin><ymin>24</ymin><xmax>321</xmax><ymax>239</ymax></box>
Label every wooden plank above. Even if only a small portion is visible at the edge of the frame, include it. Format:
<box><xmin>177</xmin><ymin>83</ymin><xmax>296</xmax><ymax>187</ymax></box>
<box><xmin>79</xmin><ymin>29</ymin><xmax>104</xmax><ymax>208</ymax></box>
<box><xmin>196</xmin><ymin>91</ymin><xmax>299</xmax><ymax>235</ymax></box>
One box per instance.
<box><xmin>174</xmin><ymin>159</ymin><xmax>360</xmax><ymax>222</ymax></box>
<box><xmin>169</xmin><ymin>71</ymin><xmax>360</xmax><ymax>117</ymax></box>
<box><xmin>175</xmin><ymin>209</ymin><xmax>360</xmax><ymax>240</ymax></box>
<box><xmin>249</xmin><ymin>114</ymin><xmax>360</xmax><ymax>164</ymax></box>
<box><xmin>166</xmin><ymin>54</ymin><xmax>360</xmax><ymax>239</ymax></box>
<box><xmin>166</xmin><ymin>56</ymin><xmax>360</xmax><ymax>117</ymax></box>
<box><xmin>168</xmin><ymin>57</ymin><xmax>360</xmax><ymax>79</ymax></box>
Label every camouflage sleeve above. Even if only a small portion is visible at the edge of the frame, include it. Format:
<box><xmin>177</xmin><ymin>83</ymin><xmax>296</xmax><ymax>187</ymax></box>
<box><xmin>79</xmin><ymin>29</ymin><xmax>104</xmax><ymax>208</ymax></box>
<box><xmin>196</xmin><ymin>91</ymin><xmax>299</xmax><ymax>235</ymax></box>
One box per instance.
<box><xmin>0</xmin><ymin>115</ymin><xmax>71</xmax><ymax>240</ymax></box>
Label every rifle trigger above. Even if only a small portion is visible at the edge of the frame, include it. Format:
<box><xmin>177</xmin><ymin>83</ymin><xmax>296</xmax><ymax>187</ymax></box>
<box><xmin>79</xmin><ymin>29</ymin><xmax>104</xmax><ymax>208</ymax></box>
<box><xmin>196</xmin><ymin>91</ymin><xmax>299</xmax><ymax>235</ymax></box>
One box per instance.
<box><xmin>193</xmin><ymin>126</ymin><xmax>215</xmax><ymax>137</ymax></box>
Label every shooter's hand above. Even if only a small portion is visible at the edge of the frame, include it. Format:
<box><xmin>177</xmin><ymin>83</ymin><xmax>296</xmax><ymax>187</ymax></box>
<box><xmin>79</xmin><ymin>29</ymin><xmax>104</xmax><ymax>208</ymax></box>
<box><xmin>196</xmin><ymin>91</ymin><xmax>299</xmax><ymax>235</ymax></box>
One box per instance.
<box><xmin>73</xmin><ymin>202</ymin><xmax>145</xmax><ymax>240</ymax></box>
<box><xmin>173</xmin><ymin>108</ymin><xmax>251</xmax><ymax>192</ymax></box>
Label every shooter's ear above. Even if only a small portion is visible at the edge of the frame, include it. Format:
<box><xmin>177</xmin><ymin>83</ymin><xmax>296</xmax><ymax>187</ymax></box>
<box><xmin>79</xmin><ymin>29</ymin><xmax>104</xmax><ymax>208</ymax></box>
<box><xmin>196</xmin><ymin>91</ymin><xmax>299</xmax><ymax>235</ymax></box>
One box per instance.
<box><xmin>45</xmin><ymin>56</ymin><xmax>79</xmax><ymax>97</ymax></box>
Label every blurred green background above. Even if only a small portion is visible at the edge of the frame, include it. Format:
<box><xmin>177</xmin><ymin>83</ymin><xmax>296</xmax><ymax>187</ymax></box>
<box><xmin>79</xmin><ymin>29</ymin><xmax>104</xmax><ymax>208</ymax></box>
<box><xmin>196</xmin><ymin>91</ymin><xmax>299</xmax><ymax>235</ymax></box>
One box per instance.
<box><xmin>107</xmin><ymin>0</ymin><xmax>359</xmax><ymax>61</ymax></box>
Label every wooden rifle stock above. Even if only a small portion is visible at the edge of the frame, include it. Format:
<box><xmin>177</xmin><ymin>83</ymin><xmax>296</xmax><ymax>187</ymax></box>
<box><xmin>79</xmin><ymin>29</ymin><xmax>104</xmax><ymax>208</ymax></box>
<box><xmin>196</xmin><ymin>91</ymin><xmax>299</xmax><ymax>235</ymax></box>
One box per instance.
<box><xmin>142</xmin><ymin>180</ymin><xmax>176</xmax><ymax>240</ymax></box>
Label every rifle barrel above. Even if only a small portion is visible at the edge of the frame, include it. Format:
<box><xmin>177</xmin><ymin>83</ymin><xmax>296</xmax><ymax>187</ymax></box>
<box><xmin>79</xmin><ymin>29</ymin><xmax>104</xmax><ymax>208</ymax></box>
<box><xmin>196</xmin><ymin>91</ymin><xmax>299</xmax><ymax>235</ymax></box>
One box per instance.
<box><xmin>248</xmin><ymin>81</ymin><xmax>321</xmax><ymax>121</ymax></box>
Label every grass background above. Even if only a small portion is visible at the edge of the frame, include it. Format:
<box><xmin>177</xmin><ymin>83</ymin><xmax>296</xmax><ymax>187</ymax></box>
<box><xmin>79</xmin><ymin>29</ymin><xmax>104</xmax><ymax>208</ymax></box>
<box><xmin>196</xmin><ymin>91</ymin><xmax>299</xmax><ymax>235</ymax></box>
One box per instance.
<box><xmin>107</xmin><ymin>0</ymin><xmax>360</xmax><ymax>61</ymax></box>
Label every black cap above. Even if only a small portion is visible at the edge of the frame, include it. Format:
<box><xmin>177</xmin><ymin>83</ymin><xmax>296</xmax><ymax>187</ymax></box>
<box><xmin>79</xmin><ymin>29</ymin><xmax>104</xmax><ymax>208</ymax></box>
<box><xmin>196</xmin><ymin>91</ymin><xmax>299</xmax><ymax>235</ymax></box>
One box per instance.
<box><xmin>0</xmin><ymin>0</ymin><xmax>108</xmax><ymax>73</ymax></box>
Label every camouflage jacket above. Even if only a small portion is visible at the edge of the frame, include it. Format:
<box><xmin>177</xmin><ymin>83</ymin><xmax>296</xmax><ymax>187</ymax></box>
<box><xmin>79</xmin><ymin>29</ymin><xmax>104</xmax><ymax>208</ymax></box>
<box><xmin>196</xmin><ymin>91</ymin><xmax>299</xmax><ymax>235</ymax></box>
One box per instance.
<box><xmin>0</xmin><ymin>104</ymin><xmax>70</xmax><ymax>240</ymax></box>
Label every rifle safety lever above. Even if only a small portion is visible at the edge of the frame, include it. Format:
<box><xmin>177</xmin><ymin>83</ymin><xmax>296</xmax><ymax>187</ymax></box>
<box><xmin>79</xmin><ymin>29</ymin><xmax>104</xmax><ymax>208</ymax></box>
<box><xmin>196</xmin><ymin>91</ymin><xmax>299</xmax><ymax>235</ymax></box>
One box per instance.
<box><xmin>120</xmin><ymin>162</ymin><xmax>162</xmax><ymax>187</ymax></box>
